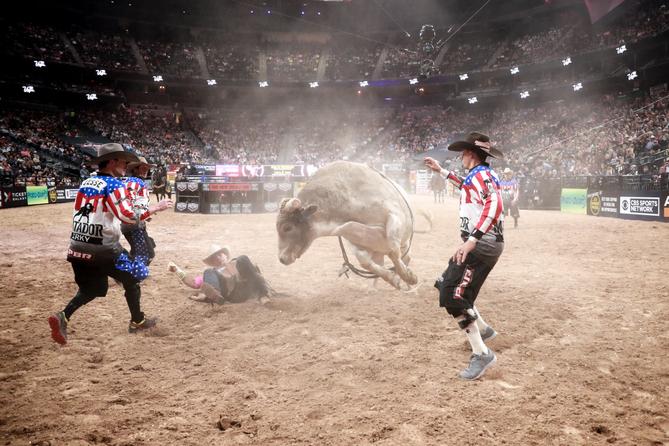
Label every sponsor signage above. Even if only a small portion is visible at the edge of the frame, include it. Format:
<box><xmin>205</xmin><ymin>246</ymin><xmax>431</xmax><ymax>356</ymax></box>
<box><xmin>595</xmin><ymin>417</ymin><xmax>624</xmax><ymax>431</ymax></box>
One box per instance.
<box><xmin>416</xmin><ymin>170</ymin><xmax>431</xmax><ymax>195</ymax></box>
<box><xmin>176</xmin><ymin>182</ymin><xmax>200</xmax><ymax>197</ymax></box>
<box><xmin>267</xmin><ymin>164</ymin><xmax>298</xmax><ymax>177</ymax></box>
<box><xmin>26</xmin><ymin>185</ymin><xmax>49</xmax><ymax>206</ymax></box>
<box><xmin>664</xmin><ymin>193</ymin><xmax>669</xmax><ymax>221</ymax></box>
<box><xmin>48</xmin><ymin>186</ymin><xmax>58</xmax><ymax>204</ymax></box>
<box><xmin>65</xmin><ymin>188</ymin><xmax>78</xmax><ymax>200</ymax></box>
<box><xmin>619</xmin><ymin>194</ymin><xmax>662</xmax><ymax>220</ymax></box>
<box><xmin>186</xmin><ymin>164</ymin><xmax>318</xmax><ymax>179</ymax></box>
<box><xmin>1</xmin><ymin>186</ymin><xmax>28</xmax><ymax>208</ymax></box>
<box><xmin>382</xmin><ymin>163</ymin><xmax>404</xmax><ymax>173</ymax></box>
<box><xmin>586</xmin><ymin>191</ymin><xmax>619</xmax><ymax>217</ymax></box>
<box><xmin>194</xmin><ymin>164</ymin><xmax>216</xmax><ymax>175</ymax></box>
<box><xmin>560</xmin><ymin>188</ymin><xmax>587</xmax><ymax>214</ymax></box>
<box><xmin>242</xmin><ymin>165</ymin><xmax>265</xmax><ymax>178</ymax></box>
<box><xmin>215</xmin><ymin>164</ymin><xmax>241</xmax><ymax>177</ymax></box>
<box><xmin>175</xmin><ymin>200</ymin><xmax>200</xmax><ymax>213</ymax></box>
<box><xmin>242</xmin><ymin>164</ymin><xmax>314</xmax><ymax>178</ymax></box>
<box><xmin>203</xmin><ymin>183</ymin><xmax>254</xmax><ymax>192</ymax></box>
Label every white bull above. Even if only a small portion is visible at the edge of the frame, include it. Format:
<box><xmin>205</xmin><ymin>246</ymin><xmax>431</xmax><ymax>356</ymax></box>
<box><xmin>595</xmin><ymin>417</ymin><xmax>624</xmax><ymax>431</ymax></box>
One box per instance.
<box><xmin>276</xmin><ymin>161</ymin><xmax>425</xmax><ymax>289</ymax></box>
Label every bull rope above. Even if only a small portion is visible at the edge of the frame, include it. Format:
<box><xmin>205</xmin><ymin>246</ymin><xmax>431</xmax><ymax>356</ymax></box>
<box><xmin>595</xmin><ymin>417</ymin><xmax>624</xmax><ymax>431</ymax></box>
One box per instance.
<box><xmin>337</xmin><ymin>168</ymin><xmax>415</xmax><ymax>280</ymax></box>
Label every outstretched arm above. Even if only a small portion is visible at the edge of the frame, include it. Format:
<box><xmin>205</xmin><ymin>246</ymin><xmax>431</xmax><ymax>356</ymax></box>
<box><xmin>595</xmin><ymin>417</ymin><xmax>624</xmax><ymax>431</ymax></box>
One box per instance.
<box><xmin>424</xmin><ymin>157</ymin><xmax>463</xmax><ymax>189</ymax></box>
<box><xmin>168</xmin><ymin>262</ymin><xmax>202</xmax><ymax>289</ymax></box>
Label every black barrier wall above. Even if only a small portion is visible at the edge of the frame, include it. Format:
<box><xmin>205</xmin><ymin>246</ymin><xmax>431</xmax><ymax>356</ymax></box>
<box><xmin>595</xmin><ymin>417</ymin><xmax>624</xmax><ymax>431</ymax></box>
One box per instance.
<box><xmin>175</xmin><ymin>179</ymin><xmax>294</xmax><ymax>214</ymax></box>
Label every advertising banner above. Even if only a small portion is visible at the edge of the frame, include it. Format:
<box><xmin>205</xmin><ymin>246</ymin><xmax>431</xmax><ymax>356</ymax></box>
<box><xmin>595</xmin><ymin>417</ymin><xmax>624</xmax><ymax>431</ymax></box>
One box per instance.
<box><xmin>619</xmin><ymin>193</ymin><xmax>663</xmax><ymax>221</ymax></box>
<box><xmin>26</xmin><ymin>185</ymin><xmax>49</xmax><ymax>206</ymax></box>
<box><xmin>266</xmin><ymin>164</ymin><xmax>299</xmax><ymax>177</ymax></box>
<box><xmin>175</xmin><ymin>201</ymin><xmax>200</xmax><ymax>213</ymax></box>
<box><xmin>241</xmin><ymin>164</ymin><xmax>316</xmax><ymax>178</ymax></box>
<box><xmin>215</xmin><ymin>164</ymin><xmax>241</xmax><ymax>177</ymax></box>
<box><xmin>47</xmin><ymin>186</ymin><xmax>58</xmax><ymax>204</ymax></box>
<box><xmin>0</xmin><ymin>186</ymin><xmax>28</xmax><ymax>209</ymax></box>
<box><xmin>54</xmin><ymin>186</ymin><xmax>79</xmax><ymax>203</ymax></box>
<box><xmin>194</xmin><ymin>164</ymin><xmax>216</xmax><ymax>175</ymax></box>
<box><xmin>586</xmin><ymin>190</ymin><xmax>619</xmax><ymax>218</ymax></box>
<box><xmin>663</xmin><ymin>192</ymin><xmax>669</xmax><ymax>221</ymax></box>
<box><xmin>415</xmin><ymin>170</ymin><xmax>431</xmax><ymax>195</ymax></box>
<box><xmin>560</xmin><ymin>188</ymin><xmax>587</xmax><ymax>214</ymax></box>
<box><xmin>202</xmin><ymin>183</ymin><xmax>259</xmax><ymax>192</ymax></box>
<box><xmin>176</xmin><ymin>182</ymin><xmax>200</xmax><ymax>195</ymax></box>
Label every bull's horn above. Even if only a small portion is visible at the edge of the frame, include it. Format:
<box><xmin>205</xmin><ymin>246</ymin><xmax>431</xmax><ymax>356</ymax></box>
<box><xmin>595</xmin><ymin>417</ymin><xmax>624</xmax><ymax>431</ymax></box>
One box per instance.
<box><xmin>280</xmin><ymin>197</ymin><xmax>302</xmax><ymax>213</ymax></box>
<box><xmin>279</xmin><ymin>198</ymin><xmax>291</xmax><ymax>213</ymax></box>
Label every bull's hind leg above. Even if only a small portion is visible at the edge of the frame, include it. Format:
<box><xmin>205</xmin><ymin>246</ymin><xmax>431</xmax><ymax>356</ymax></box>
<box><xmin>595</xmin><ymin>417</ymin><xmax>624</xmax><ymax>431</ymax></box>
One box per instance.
<box><xmin>385</xmin><ymin>214</ymin><xmax>418</xmax><ymax>286</ymax></box>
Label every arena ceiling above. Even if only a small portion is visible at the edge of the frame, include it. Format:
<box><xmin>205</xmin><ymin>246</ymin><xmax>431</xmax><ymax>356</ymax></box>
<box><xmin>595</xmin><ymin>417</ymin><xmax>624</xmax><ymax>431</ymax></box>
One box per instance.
<box><xmin>21</xmin><ymin>0</ymin><xmax>584</xmax><ymax>33</ymax></box>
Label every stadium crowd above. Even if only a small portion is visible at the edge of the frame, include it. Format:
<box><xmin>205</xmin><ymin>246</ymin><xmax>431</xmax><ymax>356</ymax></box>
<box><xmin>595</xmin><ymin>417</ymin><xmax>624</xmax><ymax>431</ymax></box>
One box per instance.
<box><xmin>1</xmin><ymin>89</ymin><xmax>667</xmax><ymax>187</ymax></box>
<box><xmin>1</xmin><ymin>1</ymin><xmax>666</xmax><ymax>83</ymax></box>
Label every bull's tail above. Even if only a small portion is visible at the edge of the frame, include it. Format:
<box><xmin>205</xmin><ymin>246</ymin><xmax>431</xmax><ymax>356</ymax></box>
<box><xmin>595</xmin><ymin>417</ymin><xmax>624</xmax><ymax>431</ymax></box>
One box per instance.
<box><xmin>414</xmin><ymin>208</ymin><xmax>433</xmax><ymax>233</ymax></box>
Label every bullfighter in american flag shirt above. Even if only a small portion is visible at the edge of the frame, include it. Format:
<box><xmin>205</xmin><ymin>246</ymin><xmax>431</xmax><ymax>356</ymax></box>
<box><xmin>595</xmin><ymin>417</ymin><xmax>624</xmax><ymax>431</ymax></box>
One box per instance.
<box><xmin>122</xmin><ymin>156</ymin><xmax>157</xmax><ymax>266</ymax></box>
<box><xmin>48</xmin><ymin>144</ymin><xmax>172</xmax><ymax>345</ymax></box>
<box><xmin>424</xmin><ymin>132</ymin><xmax>505</xmax><ymax>381</ymax></box>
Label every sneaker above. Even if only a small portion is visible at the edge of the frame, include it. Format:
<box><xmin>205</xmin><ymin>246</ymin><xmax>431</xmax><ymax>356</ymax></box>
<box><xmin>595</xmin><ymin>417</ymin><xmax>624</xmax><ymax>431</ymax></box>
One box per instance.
<box><xmin>48</xmin><ymin>312</ymin><xmax>68</xmax><ymax>345</ymax></box>
<box><xmin>128</xmin><ymin>317</ymin><xmax>158</xmax><ymax>333</ymax></box>
<box><xmin>480</xmin><ymin>326</ymin><xmax>497</xmax><ymax>342</ymax></box>
<box><xmin>459</xmin><ymin>349</ymin><xmax>497</xmax><ymax>380</ymax></box>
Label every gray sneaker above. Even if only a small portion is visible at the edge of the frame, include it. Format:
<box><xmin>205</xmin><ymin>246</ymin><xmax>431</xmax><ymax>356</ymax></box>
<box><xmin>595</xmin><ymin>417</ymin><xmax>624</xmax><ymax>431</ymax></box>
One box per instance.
<box><xmin>459</xmin><ymin>350</ymin><xmax>497</xmax><ymax>380</ymax></box>
<box><xmin>480</xmin><ymin>326</ymin><xmax>497</xmax><ymax>342</ymax></box>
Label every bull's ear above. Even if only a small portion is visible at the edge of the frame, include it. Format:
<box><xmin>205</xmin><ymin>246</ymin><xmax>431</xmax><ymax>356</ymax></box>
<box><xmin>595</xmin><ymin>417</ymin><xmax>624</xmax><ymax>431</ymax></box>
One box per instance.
<box><xmin>302</xmin><ymin>204</ymin><xmax>318</xmax><ymax>218</ymax></box>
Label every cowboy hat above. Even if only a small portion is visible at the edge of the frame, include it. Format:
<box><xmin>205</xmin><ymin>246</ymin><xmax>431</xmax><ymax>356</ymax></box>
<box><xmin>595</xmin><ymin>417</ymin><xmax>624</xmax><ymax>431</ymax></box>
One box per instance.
<box><xmin>503</xmin><ymin>167</ymin><xmax>513</xmax><ymax>174</ymax></box>
<box><xmin>94</xmin><ymin>143</ymin><xmax>140</xmax><ymax>164</ymax></box>
<box><xmin>127</xmin><ymin>156</ymin><xmax>156</xmax><ymax>173</ymax></box>
<box><xmin>202</xmin><ymin>244</ymin><xmax>231</xmax><ymax>266</ymax></box>
<box><xmin>448</xmin><ymin>132</ymin><xmax>504</xmax><ymax>159</ymax></box>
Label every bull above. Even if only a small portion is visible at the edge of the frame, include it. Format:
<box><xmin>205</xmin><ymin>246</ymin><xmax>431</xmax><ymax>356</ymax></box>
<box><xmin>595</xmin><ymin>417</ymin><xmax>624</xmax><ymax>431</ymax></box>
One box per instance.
<box><xmin>276</xmin><ymin>161</ymin><xmax>427</xmax><ymax>289</ymax></box>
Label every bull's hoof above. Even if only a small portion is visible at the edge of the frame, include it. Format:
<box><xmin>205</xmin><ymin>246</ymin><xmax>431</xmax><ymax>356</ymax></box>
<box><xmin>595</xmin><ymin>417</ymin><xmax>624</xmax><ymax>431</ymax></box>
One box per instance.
<box><xmin>390</xmin><ymin>275</ymin><xmax>402</xmax><ymax>290</ymax></box>
<box><xmin>405</xmin><ymin>270</ymin><xmax>418</xmax><ymax>286</ymax></box>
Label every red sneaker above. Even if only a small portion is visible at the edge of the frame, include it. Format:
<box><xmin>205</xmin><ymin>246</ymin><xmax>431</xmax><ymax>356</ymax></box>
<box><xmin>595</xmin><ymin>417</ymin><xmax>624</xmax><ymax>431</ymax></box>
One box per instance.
<box><xmin>48</xmin><ymin>312</ymin><xmax>68</xmax><ymax>345</ymax></box>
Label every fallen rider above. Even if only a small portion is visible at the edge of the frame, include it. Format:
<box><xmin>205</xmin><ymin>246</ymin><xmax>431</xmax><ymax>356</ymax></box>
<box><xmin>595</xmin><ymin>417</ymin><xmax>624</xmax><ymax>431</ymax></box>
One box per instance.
<box><xmin>169</xmin><ymin>244</ymin><xmax>272</xmax><ymax>305</ymax></box>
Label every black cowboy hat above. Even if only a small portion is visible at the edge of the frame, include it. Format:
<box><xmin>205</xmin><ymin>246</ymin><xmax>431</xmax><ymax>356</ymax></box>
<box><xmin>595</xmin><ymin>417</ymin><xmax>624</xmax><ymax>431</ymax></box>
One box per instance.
<box><xmin>448</xmin><ymin>132</ymin><xmax>504</xmax><ymax>159</ymax></box>
<box><xmin>93</xmin><ymin>143</ymin><xmax>140</xmax><ymax>164</ymax></box>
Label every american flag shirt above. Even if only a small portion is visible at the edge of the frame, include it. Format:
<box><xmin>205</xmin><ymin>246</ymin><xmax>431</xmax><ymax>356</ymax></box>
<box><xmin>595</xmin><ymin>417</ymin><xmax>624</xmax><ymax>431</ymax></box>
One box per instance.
<box><xmin>500</xmin><ymin>178</ymin><xmax>519</xmax><ymax>202</ymax></box>
<box><xmin>68</xmin><ymin>174</ymin><xmax>150</xmax><ymax>263</ymax></box>
<box><xmin>443</xmin><ymin>163</ymin><xmax>505</xmax><ymax>252</ymax></box>
<box><xmin>124</xmin><ymin>176</ymin><xmax>151</xmax><ymax>224</ymax></box>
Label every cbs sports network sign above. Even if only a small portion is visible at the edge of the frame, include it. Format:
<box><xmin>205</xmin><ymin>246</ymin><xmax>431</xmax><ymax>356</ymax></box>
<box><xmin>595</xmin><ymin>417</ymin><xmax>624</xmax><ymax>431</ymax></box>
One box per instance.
<box><xmin>619</xmin><ymin>194</ymin><xmax>662</xmax><ymax>221</ymax></box>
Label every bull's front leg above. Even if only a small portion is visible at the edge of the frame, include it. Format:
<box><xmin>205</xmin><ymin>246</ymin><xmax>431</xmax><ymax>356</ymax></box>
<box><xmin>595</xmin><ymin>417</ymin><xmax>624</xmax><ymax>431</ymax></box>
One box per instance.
<box><xmin>332</xmin><ymin>224</ymin><xmax>402</xmax><ymax>289</ymax></box>
<box><xmin>349</xmin><ymin>245</ymin><xmax>402</xmax><ymax>290</ymax></box>
<box><xmin>385</xmin><ymin>213</ymin><xmax>418</xmax><ymax>286</ymax></box>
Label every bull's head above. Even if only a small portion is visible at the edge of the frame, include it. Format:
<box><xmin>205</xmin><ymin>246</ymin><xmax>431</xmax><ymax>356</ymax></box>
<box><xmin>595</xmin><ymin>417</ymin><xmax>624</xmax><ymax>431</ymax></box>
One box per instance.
<box><xmin>276</xmin><ymin>197</ymin><xmax>318</xmax><ymax>265</ymax></box>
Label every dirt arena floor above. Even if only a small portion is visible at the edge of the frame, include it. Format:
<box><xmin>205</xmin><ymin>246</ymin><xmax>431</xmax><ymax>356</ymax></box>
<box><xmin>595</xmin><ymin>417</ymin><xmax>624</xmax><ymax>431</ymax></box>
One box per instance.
<box><xmin>1</xmin><ymin>195</ymin><xmax>667</xmax><ymax>446</ymax></box>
